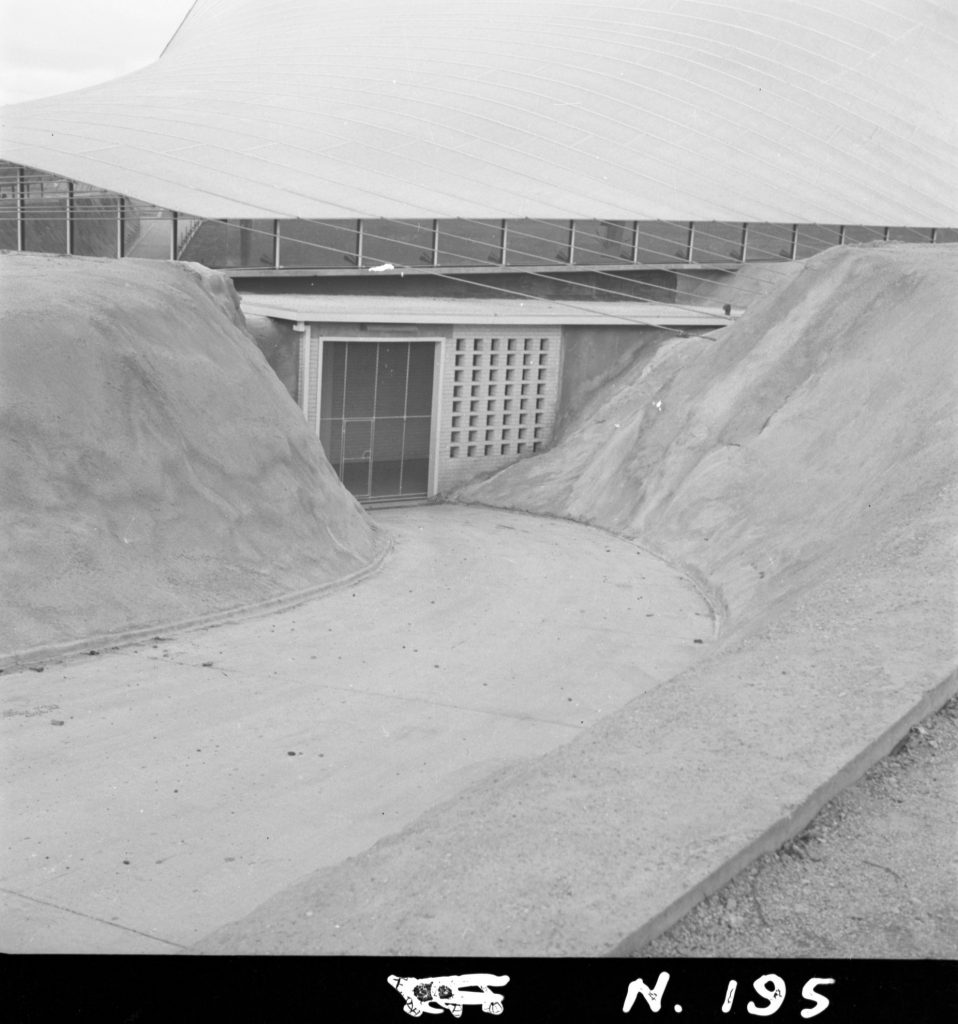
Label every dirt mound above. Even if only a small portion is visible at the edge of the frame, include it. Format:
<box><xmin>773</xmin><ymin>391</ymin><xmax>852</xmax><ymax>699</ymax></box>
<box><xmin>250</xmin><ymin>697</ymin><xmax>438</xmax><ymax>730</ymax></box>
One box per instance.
<box><xmin>462</xmin><ymin>244</ymin><xmax>958</xmax><ymax>637</ymax></box>
<box><xmin>0</xmin><ymin>253</ymin><xmax>384</xmax><ymax>664</ymax></box>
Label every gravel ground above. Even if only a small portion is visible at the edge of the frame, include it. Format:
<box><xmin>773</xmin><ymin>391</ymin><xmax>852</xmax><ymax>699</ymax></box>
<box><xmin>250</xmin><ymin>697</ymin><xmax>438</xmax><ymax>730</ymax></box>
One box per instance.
<box><xmin>637</xmin><ymin>694</ymin><xmax>958</xmax><ymax>958</ymax></box>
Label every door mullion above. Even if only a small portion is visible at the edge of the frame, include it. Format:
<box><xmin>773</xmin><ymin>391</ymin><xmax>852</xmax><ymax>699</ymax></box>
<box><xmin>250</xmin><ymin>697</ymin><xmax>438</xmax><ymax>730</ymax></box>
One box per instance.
<box><xmin>339</xmin><ymin>343</ymin><xmax>349</xmax><ymax>482</ymax></box>
<box><xmin>399</xmin><ymin>342</ymin><xmax>412</xmax><ymax>495</ymax></box>
<box><xmin>368</xmin><ymin>343</ymin><xmax>380</xmax><ymax>497</ymax></box>
<box><xmin>339</xmin><ymin>417</ymin><xmax>347</xmax><ymax>481</ymax></box>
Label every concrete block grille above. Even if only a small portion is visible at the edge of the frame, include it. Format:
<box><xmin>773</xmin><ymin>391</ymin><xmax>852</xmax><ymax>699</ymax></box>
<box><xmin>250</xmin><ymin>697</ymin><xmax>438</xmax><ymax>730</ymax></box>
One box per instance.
<box><xmin>308</xmin><ymin>343</ymin><xmax>321</xmax><ymax>432</ymax></box>
<box><xmin>438</xmin><ymin>327</ymin><xmax>560</xmax><ymax>491</ymax></box>
<box><xmin>298</xmin><ymin>332</ymin><xmax>322</xmax><ymax>433</ymax></box>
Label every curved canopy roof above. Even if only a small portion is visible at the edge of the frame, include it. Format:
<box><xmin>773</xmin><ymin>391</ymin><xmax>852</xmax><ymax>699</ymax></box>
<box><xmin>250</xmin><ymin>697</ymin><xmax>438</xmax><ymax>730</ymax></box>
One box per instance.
<box><xmin>1</xmin><ymin>0</ymin><xmax>956</xmax><ymax>224</ymax></box>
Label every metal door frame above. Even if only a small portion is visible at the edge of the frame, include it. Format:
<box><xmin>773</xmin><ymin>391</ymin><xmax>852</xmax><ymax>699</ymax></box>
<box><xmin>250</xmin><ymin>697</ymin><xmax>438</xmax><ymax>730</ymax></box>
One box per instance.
<box><xmin>301</xmin><ymin>330</ymin><xmax>446</xmax><ymax>499</ymax></box>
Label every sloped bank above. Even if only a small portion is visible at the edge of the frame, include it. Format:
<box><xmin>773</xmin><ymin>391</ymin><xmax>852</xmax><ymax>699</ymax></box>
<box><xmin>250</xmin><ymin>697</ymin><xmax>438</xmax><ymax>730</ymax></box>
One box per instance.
<box><xmin>194</xmin><ymin>244</ymin><xmax>957</xmax><ymax>956</ymax></box>
<box><xmin>462</xmin><ymin>244</ymin><xmax>957</xmax><ymax>633</ymax></box>
<box><xmin>0</xmin><ymin>253</ymin><xmax>386</xmax><ymax>667</ymax></box>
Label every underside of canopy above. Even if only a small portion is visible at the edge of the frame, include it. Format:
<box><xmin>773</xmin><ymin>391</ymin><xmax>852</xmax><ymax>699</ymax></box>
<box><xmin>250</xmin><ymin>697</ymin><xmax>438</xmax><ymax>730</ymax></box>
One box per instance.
<box><xmin>1</xmin><ymin>0</ymin><xmax>955</xmax><ymax>225</ymax></box>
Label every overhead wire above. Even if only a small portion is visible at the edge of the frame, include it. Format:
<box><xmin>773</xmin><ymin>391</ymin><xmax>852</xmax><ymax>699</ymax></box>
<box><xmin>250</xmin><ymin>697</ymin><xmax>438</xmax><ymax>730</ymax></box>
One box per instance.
<box><xmin>2</xmin><ymin>159</ymin><xmax>816</xmax><ymax>309</ymax></box>
<box><xmin>190</xmin><ymin>214</ymin><xmax>797</xmax><ymax>318</ymax></box>
<box><xmin>13</xmin><ymin>17</ymin><xmax>954</xmax><ymax>254</ymax></box>
<box><xmin>184</xmin><ymin>216</ymin><xmax>733</xmax><ymax>337</ymax></box>
<box><xmin>3</xmin><ymin>2</ymin><xmax>953</xmax><ymax>347</ymax></box>
<box><xmin>0</xmin><ymin>157</ymin><xmax>806</xmax><ymax>303</ymax></box>
<box><xmin>1</xmin><ymin>202</ymin><xmax>723</xmax><ymax>335</ymax></box>
<box><xmin>165</xmin><ymin>211</ymin><xmax>918</xmax><ymax>338</ymax></box>
<box><xmin>1</xmin><ymin>167</ymin><xmax>932</xmax><ymax>332</ymax></box>
<box><xmin>11</xmin><ymin>0</ymin><xmax>954</xmax><ymax>247</ymax></box>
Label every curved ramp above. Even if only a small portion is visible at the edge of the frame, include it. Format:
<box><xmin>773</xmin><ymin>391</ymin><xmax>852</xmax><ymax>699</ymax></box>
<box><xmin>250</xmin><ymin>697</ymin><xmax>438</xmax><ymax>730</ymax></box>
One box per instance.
<box><xmin>193</xmin><ymin>244</ymin><xmax>957</xmax><ymax>955</ymax></box>
<box><xmin>0</xmin><ymin>506</ymin><xmax>711</xmax><ymax>952</ymax></box>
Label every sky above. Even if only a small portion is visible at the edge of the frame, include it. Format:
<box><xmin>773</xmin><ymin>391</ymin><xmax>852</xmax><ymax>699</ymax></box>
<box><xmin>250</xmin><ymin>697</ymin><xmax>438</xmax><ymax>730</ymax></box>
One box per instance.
<box><xmin>0</xmin><ymin>0</ymin><xmax>196</xmax><ymax>107</ymax></box>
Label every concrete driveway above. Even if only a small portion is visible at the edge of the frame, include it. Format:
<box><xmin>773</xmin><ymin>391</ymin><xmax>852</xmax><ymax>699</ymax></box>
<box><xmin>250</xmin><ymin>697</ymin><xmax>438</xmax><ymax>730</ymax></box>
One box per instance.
<box><xmin>0</xmin><ymin>504</ymin><xmax>712</xmax><ymax>953</ymax></box>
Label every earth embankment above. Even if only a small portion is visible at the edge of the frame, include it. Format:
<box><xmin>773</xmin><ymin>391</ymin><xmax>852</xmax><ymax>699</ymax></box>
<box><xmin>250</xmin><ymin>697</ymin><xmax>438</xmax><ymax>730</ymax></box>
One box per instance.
<box><xmin>0</xmin><ymin>253</ymin><xmax>385</xmax><ymax>665</ymax></box>
<box><xmin>462</xmin><ymin>244</ymin><xmax>957</xmax><ymax>641</ymax></box>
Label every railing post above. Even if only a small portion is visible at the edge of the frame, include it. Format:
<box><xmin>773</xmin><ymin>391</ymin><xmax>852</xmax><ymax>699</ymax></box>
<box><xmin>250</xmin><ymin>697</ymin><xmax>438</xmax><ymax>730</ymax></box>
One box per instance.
<box><xmin>16</xmin><ymin>166</ymin><xmax>24</xmax><ymax>252</ymax></box>
<box><xmin>117</xmin><ymin>196</ymin><xmax>125</xmax><ymax>257</ymax></box>
<box><xmin>66</xmin><ymin>181</ymin><xmax>75</xmax><ymax>255</ymax></box>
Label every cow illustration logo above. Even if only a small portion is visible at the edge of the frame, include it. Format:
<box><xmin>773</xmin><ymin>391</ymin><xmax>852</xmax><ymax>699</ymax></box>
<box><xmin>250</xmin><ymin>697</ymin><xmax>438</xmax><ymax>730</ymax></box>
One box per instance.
<box><xmin>387</xmin><ymin>974</ymin><xmax>509</xmax><ymax>1017</ymax></box>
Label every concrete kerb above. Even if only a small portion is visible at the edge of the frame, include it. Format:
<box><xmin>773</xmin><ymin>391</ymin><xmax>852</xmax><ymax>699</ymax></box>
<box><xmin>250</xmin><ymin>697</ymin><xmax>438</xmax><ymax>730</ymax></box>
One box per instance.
<box><xmin>608</xmin><ymin>663</ymin><xmax>958</xmax><ymax>956</ymax></box>
<box><xmin>0</xmin><ymin>536</ymin><xmax>393</xmax><ymax>676</ymax></box>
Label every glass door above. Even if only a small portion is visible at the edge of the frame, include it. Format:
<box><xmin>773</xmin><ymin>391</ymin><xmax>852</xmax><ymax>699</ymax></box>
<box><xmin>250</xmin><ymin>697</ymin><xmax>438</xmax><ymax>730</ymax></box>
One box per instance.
<box><xmin>318</xmin><ymin>340</ymin><xmax>435</xmax><ymax>503</ymax></box>
<box><xmin>369</xmin><ymin>343</ymin><xmax>409</xmax><ymax>499</ymax></box>
<box><xmin>341</xmin><ymin>419</ymin><xmax>372</xmax><ymax>496</ymax></box>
